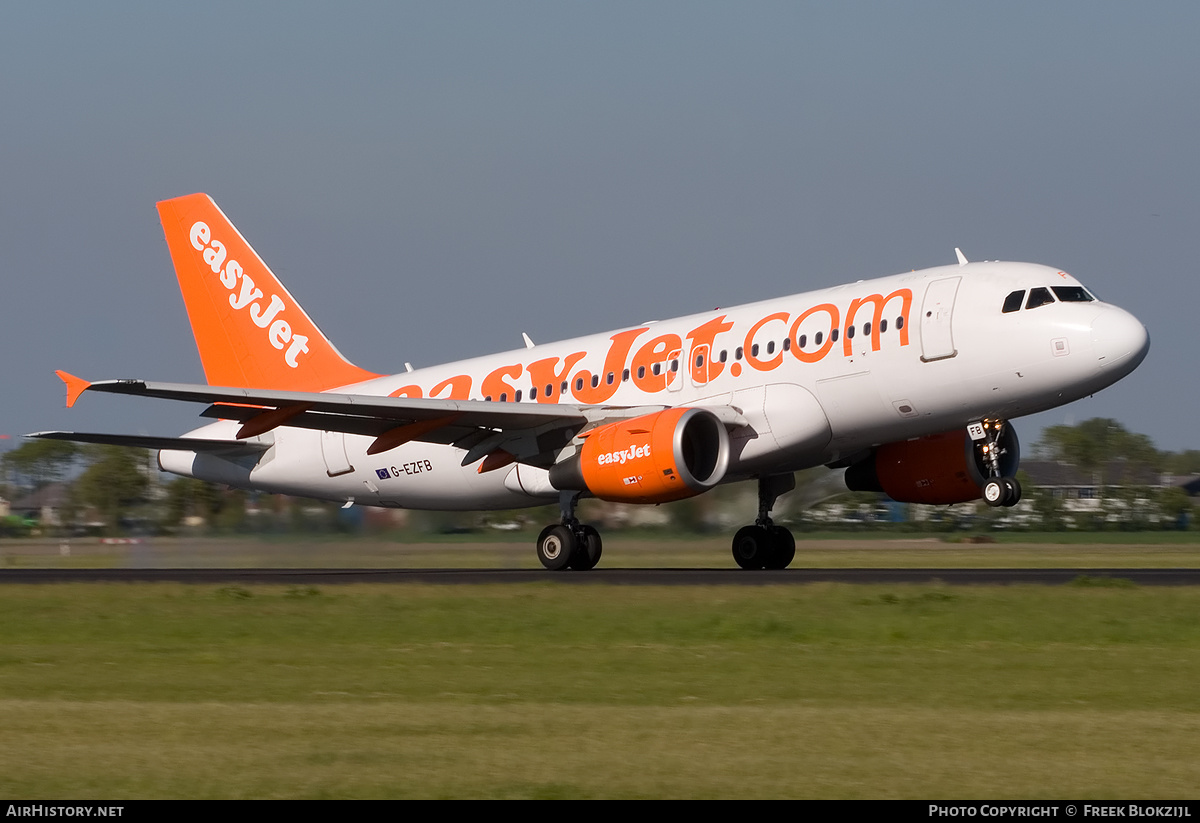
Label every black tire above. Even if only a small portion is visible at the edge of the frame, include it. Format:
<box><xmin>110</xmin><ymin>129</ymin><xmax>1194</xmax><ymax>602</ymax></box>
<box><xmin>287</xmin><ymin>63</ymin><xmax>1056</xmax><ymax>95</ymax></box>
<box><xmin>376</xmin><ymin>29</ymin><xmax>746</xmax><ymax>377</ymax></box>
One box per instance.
<box><xmin>569</xmin><ymin>525</ymin><xmax>603</xmax><ymax>571</ymax></box>
<box><xmin>982</xmin><ymin>478</ymin><xmax>1005</xmax><ymax>508</ymax></box>
<box><xmin>732</xmin><ymin>525</ymin><xmax>770</xmax><ymax>570</ymax></box>
<box><xmin>1002</xmin><ymin>477</ymin><xmax>1022</xmax><ymax>508</ymax></box>
<box><xmin>763</xmin><ymin>525</ymin><xmax>796</xmax><ymax>570</ymax></box>
<box><xmin>536</xmin><ymin>524</ymin><xmax>576</xmax><ymax>571</ymax></box>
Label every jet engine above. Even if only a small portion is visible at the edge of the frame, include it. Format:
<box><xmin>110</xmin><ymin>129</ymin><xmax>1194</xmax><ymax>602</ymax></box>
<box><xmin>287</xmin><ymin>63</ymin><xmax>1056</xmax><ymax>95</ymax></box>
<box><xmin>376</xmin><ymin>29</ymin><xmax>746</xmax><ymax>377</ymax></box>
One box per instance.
<box><xmin>844</xmin><ymin>426</ymin><xmax>1020</xmax><ymax>505</ymax></box>
<box><xmin>549</xmin><ymin>407</ymin><xmax>730</xmax><ymax>504</ymax></box>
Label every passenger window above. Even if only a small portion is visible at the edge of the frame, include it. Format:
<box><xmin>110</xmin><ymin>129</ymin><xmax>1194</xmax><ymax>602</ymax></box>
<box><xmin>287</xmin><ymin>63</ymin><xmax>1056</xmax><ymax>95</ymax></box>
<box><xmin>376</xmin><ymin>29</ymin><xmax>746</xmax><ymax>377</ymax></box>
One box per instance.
<box><xmin>1026</xmin><ymin>287</ymin><xmax>1055</xmax><ymax>309</ymax></box>
<box><xmin>880</xmin><ymin>319</ymin><xmax>888</xmax><ymax>333</ymax></box>
<box><xmin>1052</xmin><ymin>286</ymin><xmax>1095</xmax><ymax>303</ymax></box>
<box><xmin>514</xmin><ymin>390</ymin><xmax>522</xmax><ymax>402</ymax></box>
<box><xmin>799</xmin><ymin>334</ymin><xmax>807</xmax><ymax>348</ymax></box>
<box><xmin>896</xmin><ymin>316</ymin><xmax>904</xmax><ymax>330</ymax></box>
<box><xmin>1002</xmin><ymin>290</ymin><xmax>1025</xmax><ymax>313</ymax></box>
<box><xmin>529</xmin><ymin>387</ymin><xmax>537</xmax><ymax>400</ymax></box>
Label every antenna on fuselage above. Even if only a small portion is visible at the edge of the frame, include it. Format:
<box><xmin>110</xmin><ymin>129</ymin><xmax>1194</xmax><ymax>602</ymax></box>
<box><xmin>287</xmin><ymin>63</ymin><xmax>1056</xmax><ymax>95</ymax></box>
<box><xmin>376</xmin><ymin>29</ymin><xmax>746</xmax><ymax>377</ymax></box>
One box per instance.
<box><xmin>955</xmin><ymin>248</ymin><xmax>969</xmax><ymax>266</ymax></box>
<box><xmin>522</xmin><ymin>332</ymin><xmax>535</xmax><ymax>349</ymax></box>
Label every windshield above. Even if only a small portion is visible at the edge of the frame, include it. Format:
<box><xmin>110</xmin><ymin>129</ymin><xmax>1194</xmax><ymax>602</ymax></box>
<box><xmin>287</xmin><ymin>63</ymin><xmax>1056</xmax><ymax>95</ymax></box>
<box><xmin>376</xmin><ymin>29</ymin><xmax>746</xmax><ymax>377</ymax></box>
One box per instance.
<box><xmin>1052</xmin><ymin>286</ymin><xmax>1095</xmax><ymax>303</ymax></box>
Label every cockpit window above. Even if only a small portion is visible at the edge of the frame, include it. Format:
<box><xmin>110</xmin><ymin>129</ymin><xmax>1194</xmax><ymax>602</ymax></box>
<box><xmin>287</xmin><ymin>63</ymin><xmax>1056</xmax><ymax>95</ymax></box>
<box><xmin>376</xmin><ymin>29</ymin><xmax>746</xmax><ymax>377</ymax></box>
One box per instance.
<box><xmin>1052</xmin><ymin>286</ymin><xmax>1094</xmax><ymax>303</ymax></box>
<box><xmin>1002</xmin><ymin>290</ymin><xmax>1025</xmax><ymax>313</ymax></box>
<box><xmin>1026</xmin><ymin>287</ymin><xmax>1055</xmax><ymax>309</ymax></box>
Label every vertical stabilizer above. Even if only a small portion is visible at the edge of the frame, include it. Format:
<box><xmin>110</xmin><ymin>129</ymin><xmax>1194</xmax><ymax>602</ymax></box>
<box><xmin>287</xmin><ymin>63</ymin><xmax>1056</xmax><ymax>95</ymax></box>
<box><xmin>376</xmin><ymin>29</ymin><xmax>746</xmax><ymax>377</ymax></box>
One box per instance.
<box><xmin>157</xmin><ymin>193</ymin><xmax>380</xmax><ymax>391</ymax></box>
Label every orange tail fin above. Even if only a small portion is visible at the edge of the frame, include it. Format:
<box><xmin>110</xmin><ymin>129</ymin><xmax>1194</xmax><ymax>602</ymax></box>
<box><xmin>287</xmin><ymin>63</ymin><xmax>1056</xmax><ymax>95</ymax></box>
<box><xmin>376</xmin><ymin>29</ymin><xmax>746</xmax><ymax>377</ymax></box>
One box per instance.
<box><xmin>157</xmin><ymin>193</ymin><xmax>380</xmax><ymax>391</ymax></box>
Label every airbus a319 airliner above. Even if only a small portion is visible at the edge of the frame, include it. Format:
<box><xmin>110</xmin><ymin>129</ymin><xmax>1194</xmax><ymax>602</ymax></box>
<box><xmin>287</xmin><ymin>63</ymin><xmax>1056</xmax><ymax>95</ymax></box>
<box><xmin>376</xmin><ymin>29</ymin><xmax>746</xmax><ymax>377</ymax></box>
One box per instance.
<box><xmin>34</xmin><ymin>194</ymin><xmax>1150</xmax><ymax>570</ymax></box>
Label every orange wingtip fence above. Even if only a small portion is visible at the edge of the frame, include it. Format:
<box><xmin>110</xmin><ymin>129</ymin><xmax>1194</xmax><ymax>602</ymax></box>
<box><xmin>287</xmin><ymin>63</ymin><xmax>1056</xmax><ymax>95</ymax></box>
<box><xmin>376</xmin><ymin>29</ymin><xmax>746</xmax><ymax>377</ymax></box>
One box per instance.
<box><xmin>55</xmin><ymin>370</ymin><xmax>92</xmax><ymax>408</ymax></box>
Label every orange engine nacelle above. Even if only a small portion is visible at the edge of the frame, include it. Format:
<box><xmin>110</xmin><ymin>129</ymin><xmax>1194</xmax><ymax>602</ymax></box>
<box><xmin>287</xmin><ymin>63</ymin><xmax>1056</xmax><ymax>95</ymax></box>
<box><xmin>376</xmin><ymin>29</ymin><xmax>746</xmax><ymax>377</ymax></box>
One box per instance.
<box><xmin>548</xmin><ymin>407</ymin><xmax>731</xmax><ymax>504</ymax></box>
<box><xmin>844</xmin><ymin>426</ymin><xmax>1020</xmax><ymax>505</ymax></box>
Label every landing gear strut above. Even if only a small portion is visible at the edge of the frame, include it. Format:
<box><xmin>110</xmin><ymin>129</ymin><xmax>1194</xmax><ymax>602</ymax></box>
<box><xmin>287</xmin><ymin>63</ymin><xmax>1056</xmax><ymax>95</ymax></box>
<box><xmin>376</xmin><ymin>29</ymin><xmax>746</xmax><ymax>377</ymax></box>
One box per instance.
<box><xmin>732</xmin><ymin>474</ymin><xmax>797</xmax><ymax>570</ymax></box>
<box><xmin>976</xmin><ymin>420</ymin><xmax>1022</xmax><ymax>508</ymax></box>
<box><xmin>536</xmin><ymin>492</ymin><xmax>603</xmax><ymax>571</ymax></box>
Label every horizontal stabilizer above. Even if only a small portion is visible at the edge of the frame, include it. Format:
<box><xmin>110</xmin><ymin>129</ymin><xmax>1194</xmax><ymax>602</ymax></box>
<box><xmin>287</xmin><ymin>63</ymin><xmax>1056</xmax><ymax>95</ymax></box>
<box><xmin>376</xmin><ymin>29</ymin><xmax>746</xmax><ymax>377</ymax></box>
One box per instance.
<box><xmin>27</xmin><ymin>431</ymin><xmax>271</xmax><ymax>454</ymax></box>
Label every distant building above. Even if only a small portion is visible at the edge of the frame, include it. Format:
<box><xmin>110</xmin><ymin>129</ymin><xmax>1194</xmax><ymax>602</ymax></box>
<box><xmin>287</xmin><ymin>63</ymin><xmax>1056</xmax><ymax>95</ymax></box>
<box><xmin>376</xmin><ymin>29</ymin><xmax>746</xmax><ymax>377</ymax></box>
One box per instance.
<box><xmin>9</xmin><ymin>482</ymin><xmax>72</xmax><ymax>526</ymax></box>
<box><xmin>1021</xmin><ymin>460</ymin><xmax>1195</xmax><ymax>503</ymax></box>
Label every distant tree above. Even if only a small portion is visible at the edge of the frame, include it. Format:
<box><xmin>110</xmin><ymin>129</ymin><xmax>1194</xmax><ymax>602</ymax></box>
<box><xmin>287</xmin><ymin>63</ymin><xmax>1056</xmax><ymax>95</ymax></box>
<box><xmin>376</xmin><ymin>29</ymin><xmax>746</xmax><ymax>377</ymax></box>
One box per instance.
<box><xmin>2</xmin><ymin>439</ymin><xmax>80</xmax><ymax>492</ymax></box>
<box><xmin>1035</xmin><ymin>418</ymin><xmax>1163</xmax><ymax>485</ymax></box>
<box><xmin>1158</xmin><ymin>486</ymin><xmax>1193</xmax><ymax>530</ymax></box>
<box><xmin>1165</xmin><ymin>450</ymin><xmax>1200</xmax><ymax>476</ymax></box>
<box><xmin>164</xmin><ymin>477</ymin><xmax>224</xmax><ymax>530</ymax></box>
<box><xmin>75</xmin><ymin>447</ymin><xmax>149</xmax><ymax>533</ymax></box>
<box><xmin>1030</xmin><ymin>485</ymin><xmax>1065</xmax><ymax>531</ymax></box>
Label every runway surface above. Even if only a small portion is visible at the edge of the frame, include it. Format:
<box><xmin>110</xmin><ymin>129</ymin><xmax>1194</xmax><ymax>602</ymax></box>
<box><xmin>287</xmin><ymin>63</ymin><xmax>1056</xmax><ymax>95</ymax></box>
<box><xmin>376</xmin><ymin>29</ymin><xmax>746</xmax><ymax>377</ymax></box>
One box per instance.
<box><xmin>4</xmin><ymin>568</ymin><xmax>1200</xmax><ymax>585</ymax></box>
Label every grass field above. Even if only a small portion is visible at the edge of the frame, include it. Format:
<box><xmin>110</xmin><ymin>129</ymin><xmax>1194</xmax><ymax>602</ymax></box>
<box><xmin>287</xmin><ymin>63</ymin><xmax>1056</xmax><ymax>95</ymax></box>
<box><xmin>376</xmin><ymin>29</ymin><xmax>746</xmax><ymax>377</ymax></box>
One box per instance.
<box><xmin>2</xmin><ymin>578</ymin><xmax>1199</xmax><ymax>798</ymax></box>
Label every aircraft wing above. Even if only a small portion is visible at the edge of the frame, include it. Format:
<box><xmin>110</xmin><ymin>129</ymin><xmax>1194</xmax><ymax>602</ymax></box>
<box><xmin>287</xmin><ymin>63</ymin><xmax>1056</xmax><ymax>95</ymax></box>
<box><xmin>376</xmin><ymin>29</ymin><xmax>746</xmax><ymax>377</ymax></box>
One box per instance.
<box><xmin>51</xmin><ymin>373</ymin><xmax>748</xmax><ymax>469</ymax></box>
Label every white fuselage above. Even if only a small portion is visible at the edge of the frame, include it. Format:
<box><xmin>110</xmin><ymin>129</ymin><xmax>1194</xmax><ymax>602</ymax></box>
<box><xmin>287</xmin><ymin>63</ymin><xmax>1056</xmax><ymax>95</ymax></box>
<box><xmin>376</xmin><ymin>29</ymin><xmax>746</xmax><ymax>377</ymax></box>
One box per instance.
<box><xmin>160</xmin><ymin>261</ymin><xmax>1149</xmax><ymax>509</ymax></box>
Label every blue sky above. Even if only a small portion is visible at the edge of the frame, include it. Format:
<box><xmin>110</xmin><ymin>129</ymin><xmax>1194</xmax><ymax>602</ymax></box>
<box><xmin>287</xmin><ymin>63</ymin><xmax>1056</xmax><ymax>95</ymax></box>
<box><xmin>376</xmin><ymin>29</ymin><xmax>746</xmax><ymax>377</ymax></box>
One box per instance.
<box><xmin>1</xmin><ymin>2</ymin><xmax>1196</xmax><ymax>453</ymax></box>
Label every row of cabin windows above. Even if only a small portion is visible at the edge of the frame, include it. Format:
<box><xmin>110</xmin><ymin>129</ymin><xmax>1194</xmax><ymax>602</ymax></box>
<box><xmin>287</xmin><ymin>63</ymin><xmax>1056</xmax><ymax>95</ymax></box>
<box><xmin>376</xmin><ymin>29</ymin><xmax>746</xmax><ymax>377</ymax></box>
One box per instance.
<box><xmin>723</xmin><ymin>315</ymin><xmax>906</xmax><ymax>362</ymax></box>
<box><xmin>482</xmin><ymin>315</ymin><xmax>908</xmax><ymax>401</ymax></box>
<box><xmin>1002</xmin><ymin>285</ymin><xmax>1096</xmax><ymax>314</ymax></box>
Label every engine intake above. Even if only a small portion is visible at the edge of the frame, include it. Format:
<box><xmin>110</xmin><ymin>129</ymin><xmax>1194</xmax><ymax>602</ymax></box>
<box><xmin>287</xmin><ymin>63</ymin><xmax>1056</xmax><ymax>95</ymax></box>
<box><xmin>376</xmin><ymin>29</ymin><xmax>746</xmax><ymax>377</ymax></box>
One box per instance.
<box><xmin>549</xmin><ymin>407</ymin><xmax>730</xmax><ymax>503</ymax></box>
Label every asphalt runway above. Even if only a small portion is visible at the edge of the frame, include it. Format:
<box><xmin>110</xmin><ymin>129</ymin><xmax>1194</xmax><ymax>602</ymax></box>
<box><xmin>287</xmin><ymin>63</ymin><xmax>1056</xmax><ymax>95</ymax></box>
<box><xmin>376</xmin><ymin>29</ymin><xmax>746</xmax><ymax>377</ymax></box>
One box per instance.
<box><xmin>4</xmin><ymin>568</ymin><xmax>1200</xmax><ymax>585</ymax></box>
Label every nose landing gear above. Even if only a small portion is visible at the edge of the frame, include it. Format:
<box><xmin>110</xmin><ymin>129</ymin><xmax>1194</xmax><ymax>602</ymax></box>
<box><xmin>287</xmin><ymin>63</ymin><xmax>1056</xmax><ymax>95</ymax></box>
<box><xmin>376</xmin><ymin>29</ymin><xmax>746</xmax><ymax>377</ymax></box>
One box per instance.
<box><xmin>974</xmin><ymin>419</ymin><xmax>1022</xmax><ymax>508</ymax></box>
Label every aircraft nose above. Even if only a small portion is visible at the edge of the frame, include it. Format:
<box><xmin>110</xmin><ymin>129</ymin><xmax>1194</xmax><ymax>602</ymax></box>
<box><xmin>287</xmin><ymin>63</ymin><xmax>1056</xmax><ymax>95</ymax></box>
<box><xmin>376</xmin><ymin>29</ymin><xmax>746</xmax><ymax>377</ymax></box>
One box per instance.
<box><xmin>1091</xmin><ymin>307</ymin><xmax>1150</xmax><ymax>375</ymax></box>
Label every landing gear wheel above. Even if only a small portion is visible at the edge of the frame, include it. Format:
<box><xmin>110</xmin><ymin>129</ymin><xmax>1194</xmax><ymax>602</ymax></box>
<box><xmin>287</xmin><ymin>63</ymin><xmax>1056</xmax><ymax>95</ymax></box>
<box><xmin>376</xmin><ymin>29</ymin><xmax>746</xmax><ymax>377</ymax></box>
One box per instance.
<box><xmin>763</xmin><ymin>525</ymin><xmax>796</xmax><ymax>570</ymax></box>
<box><xmin>569</xmin><ymin>525</ymin><xmax>603</xmax><ymax>571</ymax></box>
<box><xmin>536</xmin><ymin>524</ymin><xmax>577</xmax><ymax>571</ymax></box>
<box><xmin>732</xmin><ymin>525</ymin><xmax>770</xmax><ymax>570</ymax></box>
<box><xmin>1001</xmin><ymin>477</ymin><xmax>1022</xmax><ymax>508</ymax></box>
<box><xmin>983</xmin><ymin>478</ymin><xmax>1006</xmax><ymax>508</ymax></box>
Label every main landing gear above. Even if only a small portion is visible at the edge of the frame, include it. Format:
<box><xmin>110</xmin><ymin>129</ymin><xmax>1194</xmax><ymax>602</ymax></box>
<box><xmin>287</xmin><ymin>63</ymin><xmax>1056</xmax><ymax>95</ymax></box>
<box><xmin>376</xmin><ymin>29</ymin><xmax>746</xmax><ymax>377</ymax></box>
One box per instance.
<box><xmin>731</xmin><ymin>474</ymin><xmax>797</xmax><ymax>570</ymax></box>
<box><xmin>976</xmin><ymin>419</ymin><xmax>1022</xmax><ymax>508</ymax></box>
<box><xmin>534</xmin><ymin>476</ymin><xmax>800</xmax><ymax>572</ymax></box>
<box><xmin>535</xmin><ymin>492</ymin><xmax>603</xmax><ymax>571</ymax></box>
